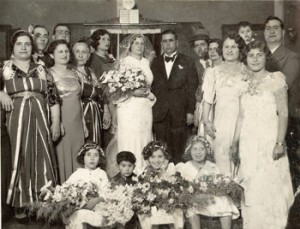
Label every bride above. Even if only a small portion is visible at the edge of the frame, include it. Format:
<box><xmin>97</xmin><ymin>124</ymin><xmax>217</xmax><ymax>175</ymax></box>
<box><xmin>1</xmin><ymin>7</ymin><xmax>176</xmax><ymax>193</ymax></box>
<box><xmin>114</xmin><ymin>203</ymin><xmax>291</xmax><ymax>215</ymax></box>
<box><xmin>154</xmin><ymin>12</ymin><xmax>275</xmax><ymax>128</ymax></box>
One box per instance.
<box><xmin>106</xmin><ymin>34</ymin><xmax>156</xmax><ymax>175</ymax></box>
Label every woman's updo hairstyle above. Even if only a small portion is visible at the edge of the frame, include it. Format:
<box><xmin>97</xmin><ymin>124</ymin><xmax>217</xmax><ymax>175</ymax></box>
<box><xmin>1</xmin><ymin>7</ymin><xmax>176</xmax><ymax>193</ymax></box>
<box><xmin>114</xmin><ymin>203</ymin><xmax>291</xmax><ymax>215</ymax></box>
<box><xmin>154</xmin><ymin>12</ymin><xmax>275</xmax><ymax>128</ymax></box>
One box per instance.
<box><xmin>47</xmin><ymin>39</ymin><xmax>71</xmax><ymax>67</ymax></box>
<box><xmin>142</xmin><ymin>141</ymin><xmax>170</xmax><ymax>161</ymax></box>
<box><xmin>90</xmin><ymin>29</ymin><xmax>110</xmax><ymax>50</ymax></box>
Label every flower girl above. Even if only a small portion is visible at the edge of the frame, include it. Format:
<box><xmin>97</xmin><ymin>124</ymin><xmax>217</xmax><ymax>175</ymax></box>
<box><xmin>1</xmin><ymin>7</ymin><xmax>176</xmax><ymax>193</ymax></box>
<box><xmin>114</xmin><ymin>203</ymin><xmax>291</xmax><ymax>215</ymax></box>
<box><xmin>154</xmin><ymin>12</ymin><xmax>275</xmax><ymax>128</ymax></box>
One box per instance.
<box><xmin>176</xmin><ymin>136</ymin><xmax>240</xmax><ymax>229</ymax></box>
<box><xmin>136</xmin><ymin>141</ymin><xmax>184</xmax><ymax>229</ymax></box>
<box><xmin>66</xmin><ymin>142</ymin><xmax>109</xmax><ymax>229</ymax></box>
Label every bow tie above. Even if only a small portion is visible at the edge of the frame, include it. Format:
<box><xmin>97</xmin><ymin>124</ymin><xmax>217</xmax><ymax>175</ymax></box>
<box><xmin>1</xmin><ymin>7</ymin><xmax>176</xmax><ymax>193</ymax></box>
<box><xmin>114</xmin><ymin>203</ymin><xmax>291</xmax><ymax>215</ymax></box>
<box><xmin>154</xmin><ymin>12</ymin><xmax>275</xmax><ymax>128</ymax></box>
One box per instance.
<box><xmin>165</xmin><ymin>54</ymin><xmax>176</xmax><ymax>63</ymax></box>
<box><xmin>36</xmin><ymin>55</ymin><xmax>45</xmax><ymax>62</ymax></box>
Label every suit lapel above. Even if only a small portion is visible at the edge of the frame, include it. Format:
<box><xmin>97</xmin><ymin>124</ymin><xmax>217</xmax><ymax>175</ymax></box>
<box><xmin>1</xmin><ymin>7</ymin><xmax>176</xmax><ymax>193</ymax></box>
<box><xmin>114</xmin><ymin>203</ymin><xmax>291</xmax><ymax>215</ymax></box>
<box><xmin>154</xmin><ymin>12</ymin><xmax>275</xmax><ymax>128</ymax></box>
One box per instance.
<box><xmin>157</xmin><ymin>55</ymin><xmax>168</xmax><ymax>80</ymax></box>
<box><xmin>168</xmin><ymin>54</ymin><xmax>181</xmax><ymax>80</ymax></box>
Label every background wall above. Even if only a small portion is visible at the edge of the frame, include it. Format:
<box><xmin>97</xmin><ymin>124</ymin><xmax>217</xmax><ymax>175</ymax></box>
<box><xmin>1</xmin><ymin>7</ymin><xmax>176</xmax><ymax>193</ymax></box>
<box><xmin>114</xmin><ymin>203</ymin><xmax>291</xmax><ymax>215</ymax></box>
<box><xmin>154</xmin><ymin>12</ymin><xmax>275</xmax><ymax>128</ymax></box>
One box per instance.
<box><xmin>0</xmin><ymin>0</ymin><xmax>274</xmax><ymax>38</ymax></box>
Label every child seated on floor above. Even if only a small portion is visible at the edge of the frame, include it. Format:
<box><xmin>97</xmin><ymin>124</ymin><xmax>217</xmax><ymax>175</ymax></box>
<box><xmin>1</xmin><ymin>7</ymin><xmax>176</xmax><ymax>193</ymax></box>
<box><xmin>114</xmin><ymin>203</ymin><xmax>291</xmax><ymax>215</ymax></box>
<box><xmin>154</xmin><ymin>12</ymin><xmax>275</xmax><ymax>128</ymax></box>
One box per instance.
<box><xmin>110</xmin><ymin>151</ymin><xmax>138</xmax><ymax>229</ymax></box>
<box><xmin>66</xmin><ymin>142</ymin><xmax>109</xmax><ymax>229</ymax></box>
<box><xmin>176</xmin><ymin>136</ymin><xmax>240</xmax><ymax>229</ymax></box>
<box><xmin>137</xmin><ymin>141</ymin><xmax>184</xmax><ymax>229</ymax></box>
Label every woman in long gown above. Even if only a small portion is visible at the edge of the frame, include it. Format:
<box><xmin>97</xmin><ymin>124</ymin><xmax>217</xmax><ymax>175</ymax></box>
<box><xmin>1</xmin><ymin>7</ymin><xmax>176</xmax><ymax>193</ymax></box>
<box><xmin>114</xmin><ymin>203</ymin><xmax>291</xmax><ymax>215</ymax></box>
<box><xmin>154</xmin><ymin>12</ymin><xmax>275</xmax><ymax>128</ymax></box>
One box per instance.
<box><xmin>48</xmin><ymin>40</ymin><xmax>87</xmax><ymax>183</ymax></box>
<box><xmin>107</xmin><ymin>34</ymin><xmax>156</xmax><ymax>175</ymax></box>
<box><xmin>72</xmin><ymin>41</ymin><xmax>103</xmax><ymax>145</ymax></box>
<box><xmin>202</xmin><ymin>33</ymin><xmax>248</xmax><ymax>177</ymax></box>
<box><xmin>88</xmin><ymin>29</ymin><xmax>113</xmax><ymax>146</ymax></box>
<box><xmin>0</xmin><ymin>30</ymin><xmax>60</xmax><ymax>221</ymax></box>
<box><xmin>231</xmin><ymin>40</ymin><xmax>294</xmax><ymax>229</ymax></box>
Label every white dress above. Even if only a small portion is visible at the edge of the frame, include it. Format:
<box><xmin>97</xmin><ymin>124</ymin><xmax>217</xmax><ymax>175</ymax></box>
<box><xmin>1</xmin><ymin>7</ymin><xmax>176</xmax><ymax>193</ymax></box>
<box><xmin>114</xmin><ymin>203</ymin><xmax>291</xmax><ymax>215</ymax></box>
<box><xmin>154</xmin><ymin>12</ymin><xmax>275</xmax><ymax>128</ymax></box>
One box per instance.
<box><xmin>137</xmin><ymin>163</ymin><xmax>184</xmax><ymax>229</ymax></box>
<box><xmin>65</xmin><ymin>168</ymin><xmax>110</xmax><ymax>229</ymax></box>
<box><xmin>239</xmin><ymin>72</ymin><xmax>294</xmax><ymax>229</ymax></box>
<box><xmin>116</xmin><ymin>56</ymin><xmax>156</xmax><ymax>172</ymax></box>
<box><xmin>202</xmin><ymin>62</ymin><xmax>248</xmax><ymax>176</ymax></box>
<box><xmin>176</xmin><ymin>161</ymin><xmax>240</xmax><ymax>219</ymax></box>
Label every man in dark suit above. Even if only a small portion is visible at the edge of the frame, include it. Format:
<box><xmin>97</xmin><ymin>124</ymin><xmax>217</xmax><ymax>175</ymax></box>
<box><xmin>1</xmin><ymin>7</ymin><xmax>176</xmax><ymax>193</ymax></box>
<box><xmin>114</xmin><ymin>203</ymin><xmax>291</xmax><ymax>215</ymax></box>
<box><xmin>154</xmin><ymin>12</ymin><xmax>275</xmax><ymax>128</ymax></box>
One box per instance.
<box><xmin>264</xmin><ymin>16</ymin><xmax>300</xmax><ymax>191</ymax></box>
<box><xmin>151</xmin><ymin>30</ymin><xmax>198</xmax><ymax>163</ymax></box>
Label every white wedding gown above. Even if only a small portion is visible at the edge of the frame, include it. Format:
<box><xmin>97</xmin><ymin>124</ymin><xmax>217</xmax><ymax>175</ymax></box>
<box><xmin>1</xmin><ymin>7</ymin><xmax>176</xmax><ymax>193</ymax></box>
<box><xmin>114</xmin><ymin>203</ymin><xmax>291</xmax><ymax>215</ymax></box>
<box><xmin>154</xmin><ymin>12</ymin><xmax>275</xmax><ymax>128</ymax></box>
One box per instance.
<box><xmin>106</xmin><ymin>56</ymin><xmax>155</xmax><ymax>176</ymax></box>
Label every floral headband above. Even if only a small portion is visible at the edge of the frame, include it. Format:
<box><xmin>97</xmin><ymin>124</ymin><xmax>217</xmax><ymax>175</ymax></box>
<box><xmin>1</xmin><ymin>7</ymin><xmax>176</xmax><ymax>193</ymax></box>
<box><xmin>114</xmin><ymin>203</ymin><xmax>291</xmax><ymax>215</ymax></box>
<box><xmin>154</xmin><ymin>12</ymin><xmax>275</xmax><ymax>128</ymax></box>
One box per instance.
<box><xmin>184</xmin><ymin>136</ymin><xmax>212</xmax><ymax>156</ymax></box>
<box><xmin>142</xmin><ymin>141</ymin><xmax>168</xmax><ymax>160</ymax></box>
<box><xmin>77</xmin><ymin>142</ymin><xmax>105</xmax><ymax>158</ymax></box>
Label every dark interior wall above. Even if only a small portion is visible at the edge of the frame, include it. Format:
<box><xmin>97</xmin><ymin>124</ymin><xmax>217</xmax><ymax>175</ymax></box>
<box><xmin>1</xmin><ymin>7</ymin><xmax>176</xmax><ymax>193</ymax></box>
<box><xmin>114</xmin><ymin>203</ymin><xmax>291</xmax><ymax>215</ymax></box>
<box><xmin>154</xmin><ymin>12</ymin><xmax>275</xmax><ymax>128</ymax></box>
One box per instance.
<box><xmin>0</xmin><ymin>0</ymin><xmax>274</xmax><ymax>38</ymax></box>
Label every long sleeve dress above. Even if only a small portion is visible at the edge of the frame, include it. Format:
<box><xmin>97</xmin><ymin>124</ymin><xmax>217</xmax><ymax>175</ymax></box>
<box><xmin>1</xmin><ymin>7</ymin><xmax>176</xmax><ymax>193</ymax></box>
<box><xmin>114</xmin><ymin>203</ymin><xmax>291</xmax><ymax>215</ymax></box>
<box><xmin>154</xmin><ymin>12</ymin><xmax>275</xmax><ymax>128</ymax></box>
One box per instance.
<box><xmin>2</xmin><ymin>62</ymin><xmax>60</xmax><ymax>208</ymax></box>
<box><xmin>116</xmin><ymin>56</ymin><xmax>156</xmax><ymax>172</ymax></box>
<box><xmin>202</xmin><ymin>62</ymin><xmax>248</xmax><ymax>176</ymax></box>
<box><xmin>50</xmin><ymin>68</ymin><xmax>85</xmax><ymax>183</ymax></box>
<box><xmin>176</xmin><ymin>161</ymin><xmax>239</xmax><ymax>219</ymax></box>
<box><xmin>76</xmin><ymin>67</ymin><xmax>103</xmax><ymax>145</ymax></box>
<box><xmin>238</xmin><ymin>72</ymin><xmax>294</xmax><ymax>229</ymax></box>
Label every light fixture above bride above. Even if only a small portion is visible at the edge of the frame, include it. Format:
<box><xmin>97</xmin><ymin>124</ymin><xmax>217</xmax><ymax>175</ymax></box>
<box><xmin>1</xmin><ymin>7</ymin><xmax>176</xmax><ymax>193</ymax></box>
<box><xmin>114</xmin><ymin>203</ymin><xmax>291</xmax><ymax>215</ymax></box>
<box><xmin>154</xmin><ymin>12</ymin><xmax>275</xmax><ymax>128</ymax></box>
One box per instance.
<box><xmin>122</xmin><ymin>0</ymin><xmax>135</xmax><ymax>10</ymax></box>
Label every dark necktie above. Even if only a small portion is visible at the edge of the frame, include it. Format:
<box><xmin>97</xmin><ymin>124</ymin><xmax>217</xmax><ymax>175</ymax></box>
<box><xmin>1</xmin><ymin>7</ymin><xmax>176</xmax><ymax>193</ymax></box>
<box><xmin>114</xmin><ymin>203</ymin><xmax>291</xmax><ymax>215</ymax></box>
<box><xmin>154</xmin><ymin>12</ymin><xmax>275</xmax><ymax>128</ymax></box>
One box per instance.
<box><xmin>165</xmin><ymin>54</ymin><xmax>176</xmax><ymax>63</ymax></box>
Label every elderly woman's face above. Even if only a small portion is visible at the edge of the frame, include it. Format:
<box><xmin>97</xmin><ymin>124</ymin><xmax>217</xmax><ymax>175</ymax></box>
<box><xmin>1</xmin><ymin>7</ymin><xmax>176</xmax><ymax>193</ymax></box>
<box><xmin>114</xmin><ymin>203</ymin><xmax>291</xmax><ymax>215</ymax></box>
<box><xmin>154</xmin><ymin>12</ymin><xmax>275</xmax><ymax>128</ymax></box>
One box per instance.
<box><xmin>190</xmin><ymin>142</ymin><xmax>206</xmax><ymax>163</ymax></box>
<box><xmin>247</xmin><ymin>48</ymin><xmax>266</xmax><ymax>72</ymax></box>
<box><xmin>73</xmin><ymin>43</ymin><xmax>90</xmax><ymax>66</ymax></box>
<box><xmin>148</xmin><ymin>149</ymin><xmax>166</xmax><ymax>170</ymax></box>
<box><xmin>13</xmin><ymin>35</ymin><xmax>32</xmax><ymax>61</ymax></box>
<box><xmin>222</xmin><ymin>38</ymin><xmax>239</xmax><ymax>62</ymax></box>
<box><xmin>130</xmin><ymin>37</ymin><xmax>145</xmax><ymax>57</ymax></box>
<box><xmin>52</xmin><ymin>44</ymin><xmax>70</xmax><ymax>65</ymax></box>
<box><xmin>97</xmin><ymin>34</ymin><xmax>110</xmax><ymax>51</ymax></box>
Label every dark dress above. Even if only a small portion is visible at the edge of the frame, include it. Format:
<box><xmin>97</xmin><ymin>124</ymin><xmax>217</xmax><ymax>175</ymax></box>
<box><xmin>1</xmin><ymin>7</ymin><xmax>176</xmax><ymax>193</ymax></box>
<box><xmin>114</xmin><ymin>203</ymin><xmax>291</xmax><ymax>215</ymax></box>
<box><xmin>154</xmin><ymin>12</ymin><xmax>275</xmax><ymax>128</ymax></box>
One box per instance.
<box><xmin>88</xmin><ymin>53</ymin><xmax>116</xmax><ymax>148</ymax></box>
<box><xmin>76</xmin><ymin>67</ymin><xmax>103</xmax><ymax>145</ymax></box>
<box><xmin>0</xmin><ymin>68</ymin><xmax>13</xmax><ymax>220</ymax></box>
<box><xmin>2</xmin><ymin>63</ymin><xmax>60</xmax><ymax>207</ymax></box>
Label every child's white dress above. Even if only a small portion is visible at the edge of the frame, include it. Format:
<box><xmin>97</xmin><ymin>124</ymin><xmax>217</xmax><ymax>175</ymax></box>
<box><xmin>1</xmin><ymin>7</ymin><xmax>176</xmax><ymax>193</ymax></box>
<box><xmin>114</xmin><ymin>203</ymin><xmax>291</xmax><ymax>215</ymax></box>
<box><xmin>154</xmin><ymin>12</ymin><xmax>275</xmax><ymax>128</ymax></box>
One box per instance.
<box><xmin>138</xmin><ymin>163</ymin><xmax>184</xmax><ymax>229</ymax></box>
<box><xmin>176</xmin><ymin>161</ymin><xmax>240</xmax><ymax>219</ymax></box>
<box><xmin>65</xmin><ymin>168</ymin><xmax>109</xmax><ymax>229</ymax></box>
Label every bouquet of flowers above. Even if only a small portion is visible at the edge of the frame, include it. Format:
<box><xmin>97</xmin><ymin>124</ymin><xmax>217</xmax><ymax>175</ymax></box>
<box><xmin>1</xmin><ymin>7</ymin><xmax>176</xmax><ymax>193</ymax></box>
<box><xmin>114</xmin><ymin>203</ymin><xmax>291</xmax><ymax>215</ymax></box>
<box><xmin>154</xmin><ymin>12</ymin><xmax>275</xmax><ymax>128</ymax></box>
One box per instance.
<box><xmin>27</xmin><ymin>181</ymin><xmax>99</xmax><ymax>224</ymax></box>
<box><xmin>100</xmin><ymin>67</ymin><xmax>148</xmax><ymax>102</ymax></box>
<box><xmin>132</xmin><ymin>167</ymin><xmax>189</xmax><ymax>215</ymax></box>
<box><xmin>95</xmin><ymin>184</ymin><xmax>135</xmax><ymax>225</ymax></box>
<box><xmin>188</xmin><ymin>174</ymin><xmax>244</xmax><ymax>207</ymax></box>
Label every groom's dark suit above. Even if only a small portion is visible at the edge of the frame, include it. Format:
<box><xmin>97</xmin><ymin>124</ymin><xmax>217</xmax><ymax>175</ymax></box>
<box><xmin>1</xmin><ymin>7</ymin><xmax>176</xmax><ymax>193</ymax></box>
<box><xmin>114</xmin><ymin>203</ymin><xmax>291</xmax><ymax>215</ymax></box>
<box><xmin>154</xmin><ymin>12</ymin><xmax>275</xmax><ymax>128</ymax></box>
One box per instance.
<box><xmin>151</xmin><ymin>53</ymin><xmax>198</xmax><ymax>163</ymax></box>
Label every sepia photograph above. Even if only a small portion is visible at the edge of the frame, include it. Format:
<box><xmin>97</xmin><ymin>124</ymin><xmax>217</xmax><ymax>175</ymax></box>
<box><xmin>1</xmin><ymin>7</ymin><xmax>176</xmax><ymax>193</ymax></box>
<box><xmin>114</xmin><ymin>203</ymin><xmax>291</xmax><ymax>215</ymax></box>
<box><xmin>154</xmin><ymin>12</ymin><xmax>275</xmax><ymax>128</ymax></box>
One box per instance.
<box><xmin>0</xmin><ymin>0</ymin><xmax>300</xmax><ymax>228</ymax></box>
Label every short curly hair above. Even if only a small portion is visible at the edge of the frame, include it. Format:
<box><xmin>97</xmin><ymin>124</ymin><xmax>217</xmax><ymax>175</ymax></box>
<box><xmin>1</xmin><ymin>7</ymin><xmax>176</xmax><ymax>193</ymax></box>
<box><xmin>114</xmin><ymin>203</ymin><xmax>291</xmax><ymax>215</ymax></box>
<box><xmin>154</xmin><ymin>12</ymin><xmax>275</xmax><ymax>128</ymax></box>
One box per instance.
<box><xmin>183</xmin><ymin>135</ymin><xmax>214</xmax><ymax>162</ymax></box>
<box><xmin>90</xmin><ymin>29</ymin><xmax>110</xmax><ymax>50</ymax></box>
<box><xmin>223</xmin><ymin>32</ymin><xmax>246</xmax><ymax>62</ymax></box>
<box><xmin>76</xmin><ymin>142</ymin><xmax>106</xmax><ymax>169</ymax></box>
<box><xmin>142</xmin><ymin>141</ymin><xmax>170</xmax><ymax>161</ymax></box>
<box><xmin>116</xmin><ymin>151</ymin><xmax>136</xmax><ymax>165</ymax></box>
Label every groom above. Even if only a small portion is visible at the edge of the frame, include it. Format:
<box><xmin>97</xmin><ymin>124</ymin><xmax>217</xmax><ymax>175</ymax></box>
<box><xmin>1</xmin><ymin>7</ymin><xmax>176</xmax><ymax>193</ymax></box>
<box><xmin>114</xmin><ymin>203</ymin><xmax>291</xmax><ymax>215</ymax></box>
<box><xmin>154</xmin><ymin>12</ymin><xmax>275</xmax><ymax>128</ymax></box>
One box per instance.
<box><xmin>151</xmin><ymin>30</ymin><xmax>198</xmax><ymax>163</ymax></box>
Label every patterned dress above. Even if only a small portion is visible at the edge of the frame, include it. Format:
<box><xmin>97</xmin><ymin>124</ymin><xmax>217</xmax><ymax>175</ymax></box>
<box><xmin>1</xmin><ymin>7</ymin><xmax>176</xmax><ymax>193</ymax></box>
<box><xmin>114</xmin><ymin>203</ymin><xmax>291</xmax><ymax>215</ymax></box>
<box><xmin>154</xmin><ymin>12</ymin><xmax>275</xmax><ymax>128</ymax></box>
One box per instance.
<box><xmin>239</xmin><ymin>72</ymin><xmax>294</xmax><ymax>229</ymax></box>
<box><xmin>76</xmin><ymin>67</ymin><xmax>103</xmax><ymax>145</ymax></box>
<box><xmin>2</xmin><ymin>62</ymin><xmax>60</xmax><ymax>207</ymax></box>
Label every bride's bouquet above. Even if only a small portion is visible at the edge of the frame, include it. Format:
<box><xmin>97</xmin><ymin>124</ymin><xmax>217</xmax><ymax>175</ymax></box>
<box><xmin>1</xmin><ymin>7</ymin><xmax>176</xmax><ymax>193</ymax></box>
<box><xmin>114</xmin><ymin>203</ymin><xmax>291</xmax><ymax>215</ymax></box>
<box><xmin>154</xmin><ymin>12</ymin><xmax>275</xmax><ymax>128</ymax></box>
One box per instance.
<box><xmin>100</xmin><ymin>67</ymin><xmax>148</xmax><ymax>102</ymax></box>
<box><xmin>27</xmin><ymin>181</ymin><xmax>99</xmax><ymax>224</ymax></box>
